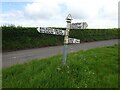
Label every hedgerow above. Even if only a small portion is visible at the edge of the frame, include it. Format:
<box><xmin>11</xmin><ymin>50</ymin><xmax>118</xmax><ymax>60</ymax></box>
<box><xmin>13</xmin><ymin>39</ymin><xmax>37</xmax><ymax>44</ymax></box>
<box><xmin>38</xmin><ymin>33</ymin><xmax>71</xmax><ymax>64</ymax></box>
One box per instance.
<box><xmin>2</xmin><ymin>26</ymin><xmax>119</xmax><ymax>51</ymax></box>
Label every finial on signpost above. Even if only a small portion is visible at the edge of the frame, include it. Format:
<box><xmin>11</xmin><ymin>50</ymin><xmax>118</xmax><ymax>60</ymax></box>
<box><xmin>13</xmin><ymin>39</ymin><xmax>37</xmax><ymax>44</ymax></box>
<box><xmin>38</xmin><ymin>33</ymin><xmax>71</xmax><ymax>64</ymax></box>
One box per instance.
<box><xmin>66</xmin><ymin>14</ymin><xmax>72</xmax><ymax>23</ymax></box>
<box><xmin>66</xmin><ymin>14</ymin><xmax>72</xmax><ymax>20</ymax></box>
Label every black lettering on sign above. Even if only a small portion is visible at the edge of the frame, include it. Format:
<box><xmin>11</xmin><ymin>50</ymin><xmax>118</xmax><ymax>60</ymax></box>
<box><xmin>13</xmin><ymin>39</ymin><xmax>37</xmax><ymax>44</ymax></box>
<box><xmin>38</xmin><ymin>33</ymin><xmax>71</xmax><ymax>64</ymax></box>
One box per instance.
<box><xmin>59</xmin><ymin>30</ymin><xmax>64</xmax><ymax>35</ymax></box>
<box><xmin>68</xmin><ymin>38</ymin><xmax>80</xmax><ymax>43</ymax></box>
<box><xmin>49</xmin><ymin>29</ymin><xmax>53</xmax><ymax>34</ymax></box>
<box><xmin>75</xmin><ymin>39</ymin><xmax>80</xmax><ymax>43</ymax></box>
<box><xmin>54</xmin><ymin>29</ymin><xmax>58</xmax><ymax>35</ymax></box>
<box><xmin>54</xmin><ymin>29</ymin><xmax>63</xmax><ymax>35</ymax></box>
<box><xmin>50</xmin><ymin>30</ymin><xmax>54</xmax><ymax>34</ymax></box>
<box><xmin>68</xmin><ymin>38</ymin><xmax>73</xmax><ymax>43</ymax></box>
<box><xmin>39</xmin><ymin>29</ymin><xmax>44</xmax><ymax>33</ymax></box>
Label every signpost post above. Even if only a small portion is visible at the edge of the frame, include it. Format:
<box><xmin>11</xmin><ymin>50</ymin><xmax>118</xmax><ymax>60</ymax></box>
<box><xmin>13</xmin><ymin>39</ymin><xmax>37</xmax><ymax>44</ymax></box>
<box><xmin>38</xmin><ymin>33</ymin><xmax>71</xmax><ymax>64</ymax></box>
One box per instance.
<box><xmin>63</xmin><ymin>14</ymin><xmax>72</xmax><ymax>64</ymax></box>
<box><xmin>37</xmin><ymin>14</ymin><xmax>81</xmax><ymax>65</ymax></box>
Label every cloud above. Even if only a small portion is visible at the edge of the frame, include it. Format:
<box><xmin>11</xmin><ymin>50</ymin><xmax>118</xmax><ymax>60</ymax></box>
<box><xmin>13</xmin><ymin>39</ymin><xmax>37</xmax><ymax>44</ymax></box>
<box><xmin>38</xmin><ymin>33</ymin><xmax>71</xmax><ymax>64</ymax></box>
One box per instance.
<box><xmin>0</xmin><ymin>10</ymin><xmax>25</xmax><ymax>26</ymax></box>
<box><xmin>24</xmin><ymin>0</ymin><xmax>65</xmax><ymax>20</ymax></box>
<box><xmin>24</xmin><ymin>0</ymin><xmax>119</xmax><ymax>28</ymax></box>
<box><xmin>0</xmin><ymin>0</ymin><xmax>119</xmax><ymax>28</ymax></box>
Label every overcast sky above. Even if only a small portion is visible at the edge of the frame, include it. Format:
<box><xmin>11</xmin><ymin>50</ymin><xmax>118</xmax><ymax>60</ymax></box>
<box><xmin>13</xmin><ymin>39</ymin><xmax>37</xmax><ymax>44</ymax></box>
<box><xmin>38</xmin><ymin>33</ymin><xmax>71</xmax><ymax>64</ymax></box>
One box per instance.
<box><xmin>0</xmin><ymin>0</ymin><xmax>119</xmax><ymax>28</ymax></box>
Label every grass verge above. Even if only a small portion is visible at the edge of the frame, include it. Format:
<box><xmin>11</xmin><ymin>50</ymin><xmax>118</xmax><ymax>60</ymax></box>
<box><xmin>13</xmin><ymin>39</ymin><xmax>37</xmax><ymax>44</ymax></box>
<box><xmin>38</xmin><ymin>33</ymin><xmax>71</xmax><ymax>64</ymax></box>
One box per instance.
<box><xmin>2</xmin><ymin>45</ymin><xmax>119</xmax><ymax>88</ymax></box>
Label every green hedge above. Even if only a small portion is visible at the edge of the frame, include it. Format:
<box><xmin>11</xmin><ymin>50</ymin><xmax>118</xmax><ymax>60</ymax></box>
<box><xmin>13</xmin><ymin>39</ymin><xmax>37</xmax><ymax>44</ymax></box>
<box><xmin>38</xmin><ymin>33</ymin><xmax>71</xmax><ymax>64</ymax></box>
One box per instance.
<box><xmin>2</xmin><ymin>26</ymin><xmax>119</xmax><ymax>51</ymax></box>
<box><xmin>70</xmin><ymin>29</ymin><xmax>119</xmax><ymax>42</ymax></box>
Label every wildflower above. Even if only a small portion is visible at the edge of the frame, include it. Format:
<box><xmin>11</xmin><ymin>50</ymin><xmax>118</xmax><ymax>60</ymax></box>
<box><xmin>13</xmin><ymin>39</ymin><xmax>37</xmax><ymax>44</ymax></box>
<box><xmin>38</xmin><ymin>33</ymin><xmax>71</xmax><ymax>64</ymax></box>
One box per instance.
<box><xmin>67</xmin><ymin>65</ymin><xmax>69</xmax><ymax>69</ymax></box>
<box><xmin>67</xmin><ymin>71</ymin><xmax>70</xmax><ymax>74</ymax></box>
<box><xmin>94</xmin><ymin>55</ymin><xmax>97</xmax><ymax>58</ymax></box>
<box><xmin>85</xmin><ymin>83</ymin><xmax>87</xmax><ymax>88</ymax></box>
<box><xmin>57</xmin><ymin>67</ymin><xmax>61</xmax><ymax>71</ymax></box>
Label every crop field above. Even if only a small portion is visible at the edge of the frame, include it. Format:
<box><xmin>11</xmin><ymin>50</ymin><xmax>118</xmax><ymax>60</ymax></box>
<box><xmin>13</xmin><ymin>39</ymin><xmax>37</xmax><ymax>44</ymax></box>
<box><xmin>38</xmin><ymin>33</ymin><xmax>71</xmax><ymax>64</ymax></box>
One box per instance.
<box><xmin>2</xmin><ymin>26</ymin><xmax>119</xmax><ymax>52</ymax></box>
<box><xmin>2</xmin><ymin>44</ymin><xmax>119</xmax><ymax>88</ymax></box>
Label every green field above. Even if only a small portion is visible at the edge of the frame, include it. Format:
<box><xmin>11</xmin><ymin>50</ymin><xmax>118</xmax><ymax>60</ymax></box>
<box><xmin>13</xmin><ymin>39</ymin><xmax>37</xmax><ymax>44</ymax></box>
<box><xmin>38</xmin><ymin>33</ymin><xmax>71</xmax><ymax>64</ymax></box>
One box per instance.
<box><xmin>2</xmin><ymin>45</ymin><xmax>118</xmax><ymax>88</ymax></box>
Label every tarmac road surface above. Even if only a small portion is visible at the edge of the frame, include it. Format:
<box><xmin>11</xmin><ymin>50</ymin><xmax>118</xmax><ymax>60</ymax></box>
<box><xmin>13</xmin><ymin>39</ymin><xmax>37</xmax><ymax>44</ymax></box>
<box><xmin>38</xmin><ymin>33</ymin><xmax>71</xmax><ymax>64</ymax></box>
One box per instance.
<box><xmin>2</xmin><ymin>39</ymin><xmax>119</xmax><ymax>68</ymax></box>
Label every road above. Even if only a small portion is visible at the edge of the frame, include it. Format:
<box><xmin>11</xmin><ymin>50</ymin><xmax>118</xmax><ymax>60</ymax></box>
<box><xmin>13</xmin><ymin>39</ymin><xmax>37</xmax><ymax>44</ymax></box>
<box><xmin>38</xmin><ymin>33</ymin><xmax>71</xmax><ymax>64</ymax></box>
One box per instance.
<box><xmin>2</xmin><ymin>39</ymin><xmax>118</xmax><ymax>68</ymax></box>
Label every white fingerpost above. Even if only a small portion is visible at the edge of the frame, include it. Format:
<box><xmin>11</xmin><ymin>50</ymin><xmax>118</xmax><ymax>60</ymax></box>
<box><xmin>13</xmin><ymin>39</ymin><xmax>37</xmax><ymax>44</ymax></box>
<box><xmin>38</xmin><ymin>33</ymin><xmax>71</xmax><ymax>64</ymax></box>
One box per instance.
<box><xmin>37</xmin><ymin>14</ymin><xmax>82</xmax><ymax>65</ymax></box>
<box><xmin>63</xmin><ymin>14</ymin><xmax>72</xmax><ymax>64</ymax></box>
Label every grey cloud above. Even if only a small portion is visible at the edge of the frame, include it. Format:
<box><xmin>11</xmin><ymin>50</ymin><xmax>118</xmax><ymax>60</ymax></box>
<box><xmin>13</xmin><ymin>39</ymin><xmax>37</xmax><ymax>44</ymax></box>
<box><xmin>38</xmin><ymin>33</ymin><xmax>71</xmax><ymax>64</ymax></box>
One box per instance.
<box><xmin>23</xmin><ymin>11</ymin><xmax>53</xmax><ymax>20</ymax></box>
<box><xmin>70</xmin><ymin>11</ymin><xmax>89</xmax><ymax>20</ymax></box>
<box><xmin>98</xmin><ymin>6</ymin><xmax>117</xmax><ymax>21</ymax></box>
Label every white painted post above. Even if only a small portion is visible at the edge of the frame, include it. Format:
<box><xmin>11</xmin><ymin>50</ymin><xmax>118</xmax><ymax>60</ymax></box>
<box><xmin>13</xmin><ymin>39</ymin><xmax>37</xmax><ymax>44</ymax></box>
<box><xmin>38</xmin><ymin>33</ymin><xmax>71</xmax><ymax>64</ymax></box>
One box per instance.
<box><xmin>37</xmin><ymin>14</ymin><xmax>81</xmax><ymax>65</ymax></box>
<box><xmin>63</xmin><ymin>14</ymin><xmax>72</xmax><ymax>64</ymax></box>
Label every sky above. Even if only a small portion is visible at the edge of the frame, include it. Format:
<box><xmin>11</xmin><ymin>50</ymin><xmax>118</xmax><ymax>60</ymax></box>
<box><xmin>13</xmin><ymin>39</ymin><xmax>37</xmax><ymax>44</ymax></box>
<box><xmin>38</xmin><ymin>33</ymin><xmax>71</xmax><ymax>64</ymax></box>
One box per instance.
<box><xmin>0</xmin><ymin>0</ymin><xmax>119</xmax><ymax>28</ymax></box>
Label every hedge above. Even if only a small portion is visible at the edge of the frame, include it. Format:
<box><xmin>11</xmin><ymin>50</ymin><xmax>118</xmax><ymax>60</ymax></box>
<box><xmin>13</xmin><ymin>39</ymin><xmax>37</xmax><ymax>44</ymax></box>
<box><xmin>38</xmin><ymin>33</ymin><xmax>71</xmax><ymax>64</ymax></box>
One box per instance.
<box><xmin>2</xmin><ymin>26</ymin><xmax>119</xmax><ymax>51</ymax></box>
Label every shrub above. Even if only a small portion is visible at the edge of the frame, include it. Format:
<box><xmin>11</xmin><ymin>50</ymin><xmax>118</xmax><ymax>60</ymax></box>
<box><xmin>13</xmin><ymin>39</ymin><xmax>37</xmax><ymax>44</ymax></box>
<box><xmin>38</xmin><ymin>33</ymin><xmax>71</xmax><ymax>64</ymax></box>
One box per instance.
<box><xmin>2</xmin><ymin>26</ymin><xmax>119</xmax><ymax>51</ymax></box>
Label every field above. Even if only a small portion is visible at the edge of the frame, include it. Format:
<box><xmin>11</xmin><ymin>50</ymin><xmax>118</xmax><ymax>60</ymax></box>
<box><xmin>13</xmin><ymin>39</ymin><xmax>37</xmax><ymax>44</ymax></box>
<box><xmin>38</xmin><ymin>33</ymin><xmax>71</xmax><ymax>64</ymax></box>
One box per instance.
<box><xmin>2</xmin><ymin>44</ymin><xmax>119</xmax><ymax>88</ymax></box>
<box><xmin>2</xmin><ymin>26</ymin><xmax>119</xmax><ymax>51</ymax></box>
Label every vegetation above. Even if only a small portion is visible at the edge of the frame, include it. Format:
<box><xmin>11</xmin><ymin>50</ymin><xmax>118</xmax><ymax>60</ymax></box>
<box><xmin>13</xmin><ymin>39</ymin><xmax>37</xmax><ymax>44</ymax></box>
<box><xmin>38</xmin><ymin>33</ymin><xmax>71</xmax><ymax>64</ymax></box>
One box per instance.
<box><xmin>0</xmin><ymin>69</ymin><xmax>1</xmax><ymax>89</ymax></box>
<box><xmin>2</xmin><ymin>26</ymin><xmax>119</xmax><ymax>51</ymax></box>
<box><xmin>2</xmin><ymin>45</ymin><xmax>119</xmax><ymax>88</ymax></box>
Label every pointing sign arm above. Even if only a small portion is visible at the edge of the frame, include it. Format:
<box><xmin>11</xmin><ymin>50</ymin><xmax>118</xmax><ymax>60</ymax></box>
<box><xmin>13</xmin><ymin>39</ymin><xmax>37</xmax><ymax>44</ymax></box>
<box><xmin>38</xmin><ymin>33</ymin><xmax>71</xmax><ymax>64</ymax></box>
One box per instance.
<box><xmin>37</xmin><ymin>27</ymin><xmax>65</xmax><ymax>36</ymax></box>
<box><xmin>68</xmin><ymin>38</ymin><xmax>80</xmax><ymax>43</ymax></box>
<box><xmin>37</xmin><ymin>27</ymin><xmax>40</xmax><ymax>32</ymax></box>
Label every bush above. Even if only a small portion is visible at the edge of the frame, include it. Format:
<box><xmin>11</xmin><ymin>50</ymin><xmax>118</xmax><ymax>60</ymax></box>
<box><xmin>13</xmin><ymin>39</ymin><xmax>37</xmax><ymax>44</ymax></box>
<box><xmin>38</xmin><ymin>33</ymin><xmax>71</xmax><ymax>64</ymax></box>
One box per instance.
<box><xmin>2</xmin><ymin>26</ymin><xmax>119</xmax><ymax>51</ymax></box>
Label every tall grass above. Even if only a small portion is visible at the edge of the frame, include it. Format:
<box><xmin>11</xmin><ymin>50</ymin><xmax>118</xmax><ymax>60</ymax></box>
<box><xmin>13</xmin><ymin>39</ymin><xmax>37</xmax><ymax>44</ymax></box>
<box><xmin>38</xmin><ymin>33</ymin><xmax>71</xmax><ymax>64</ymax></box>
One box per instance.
<box><xmin>2</xmin><ymin>45</ymin><xmax>119</xmax><ymax>88</ymax></box>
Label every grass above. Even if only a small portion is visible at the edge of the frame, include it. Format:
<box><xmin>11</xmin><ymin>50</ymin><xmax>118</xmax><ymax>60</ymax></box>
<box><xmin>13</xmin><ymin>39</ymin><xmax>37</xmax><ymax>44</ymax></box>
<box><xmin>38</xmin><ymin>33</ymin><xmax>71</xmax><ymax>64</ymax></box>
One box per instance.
<box><xmin>0</xmin><ymin>69</ymin><xmax>2</xmax><ymax>89</ymax></box>
<box><xmin>2</xmin><ymin>44</ymin><xmax>119</xmax><ymax>88</ymax></box>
